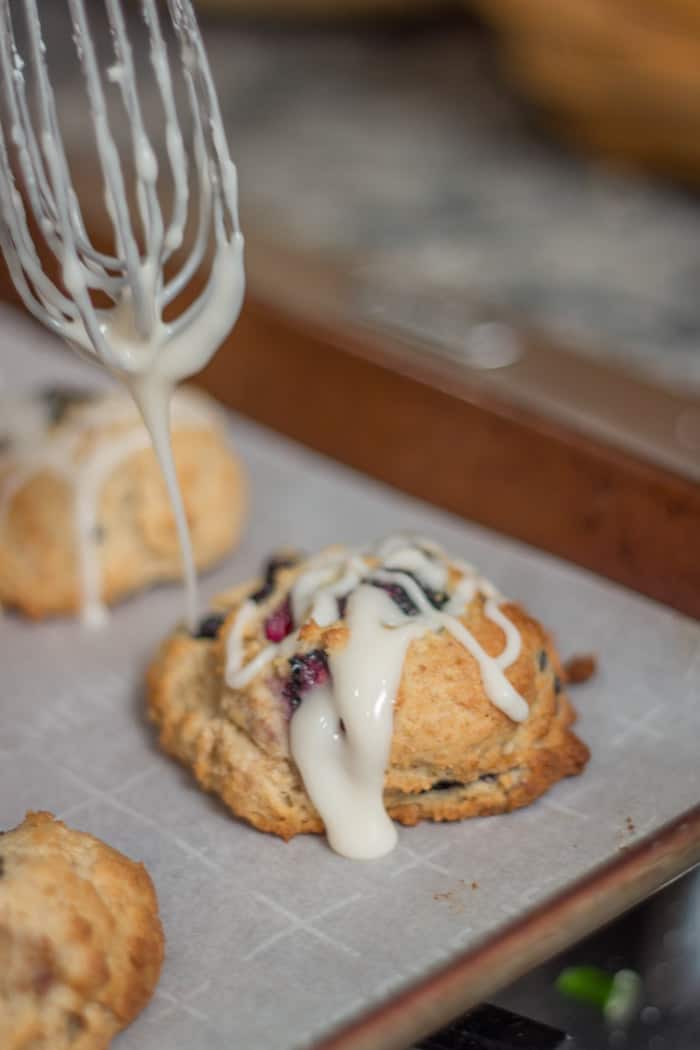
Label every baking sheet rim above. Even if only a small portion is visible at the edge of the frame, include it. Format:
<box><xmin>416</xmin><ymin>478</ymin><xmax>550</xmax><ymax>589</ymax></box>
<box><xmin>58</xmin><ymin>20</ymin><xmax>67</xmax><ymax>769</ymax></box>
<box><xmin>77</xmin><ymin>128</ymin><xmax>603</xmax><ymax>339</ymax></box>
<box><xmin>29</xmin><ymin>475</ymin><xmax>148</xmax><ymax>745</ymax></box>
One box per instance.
<box><xmin>313</xmin><ymin>802</ymin><xmax>700</xmax><ymax>1050</ymax></box>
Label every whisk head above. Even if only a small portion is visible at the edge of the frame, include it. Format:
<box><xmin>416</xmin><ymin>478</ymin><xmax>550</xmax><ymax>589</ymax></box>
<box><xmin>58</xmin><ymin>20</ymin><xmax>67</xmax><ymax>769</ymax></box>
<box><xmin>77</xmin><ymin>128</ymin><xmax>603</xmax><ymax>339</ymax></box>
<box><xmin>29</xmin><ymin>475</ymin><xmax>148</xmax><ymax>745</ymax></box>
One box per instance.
<box><xmin>0</xmin><ymin>0</ymin><xmax>243</xmax><ymax>375</ymax></box>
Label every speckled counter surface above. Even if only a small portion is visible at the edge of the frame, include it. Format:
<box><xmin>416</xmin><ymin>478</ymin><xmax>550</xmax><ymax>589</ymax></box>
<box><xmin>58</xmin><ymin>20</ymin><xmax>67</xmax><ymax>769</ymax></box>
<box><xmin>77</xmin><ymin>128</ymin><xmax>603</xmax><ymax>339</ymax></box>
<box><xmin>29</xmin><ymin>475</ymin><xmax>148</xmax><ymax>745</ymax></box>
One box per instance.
<box><xmin>39</xmin><ymin>9</ymin><xmax>700</xmax><ymax>391</ymax></box>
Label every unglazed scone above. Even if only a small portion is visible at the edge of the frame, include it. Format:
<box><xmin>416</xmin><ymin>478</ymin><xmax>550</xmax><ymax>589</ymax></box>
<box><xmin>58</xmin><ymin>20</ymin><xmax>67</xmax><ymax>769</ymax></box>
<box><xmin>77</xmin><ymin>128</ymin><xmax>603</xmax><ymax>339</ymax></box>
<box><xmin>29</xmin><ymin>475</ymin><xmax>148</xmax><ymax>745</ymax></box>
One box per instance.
<box><xmin>0</xmin><ymin>385</ymin><xmax>247</xmax><ymax>621</ymax></box>
<box><xmin>0</xmin><ymin>811</ymin><xmax>164</xmax><ymax>1050</ymax></box>
<box><xmin>147</xmin><ymin>535</ymin><xmax>590</xmax><ymax>856</ymax></box>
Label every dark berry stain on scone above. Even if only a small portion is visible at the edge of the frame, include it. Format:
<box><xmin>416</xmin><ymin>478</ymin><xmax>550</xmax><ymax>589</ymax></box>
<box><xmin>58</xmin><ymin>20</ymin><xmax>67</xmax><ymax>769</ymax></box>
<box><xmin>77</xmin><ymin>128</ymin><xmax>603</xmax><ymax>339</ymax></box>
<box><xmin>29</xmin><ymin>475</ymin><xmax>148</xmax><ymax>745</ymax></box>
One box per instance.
<box><xmin>538</xmin><ymin>649</ymin><xmax>548</xmax><ymax>671</ymax></box>
<box><xmin>250</xmin><ymin>555</ymin><xmax>300</xmax><ymax>604</ymax></box>
<box><xmin>283</xmin><ymin>649</ymin><xmax>330</xmax><ymax>710</ymax></box>
<box><xmin>264</xmin><ymin>597</ymin><xmax>293</xmax><ymax>642</ymax></box>
<box><xmin>386</xmin><ymin>567</ymin><xmax>448</xmax><ymax>610</ymax></box>
<box><xmin>428</xmin><ymin>772</ymin><xmax>498</xmax><ymax>795</ymax></box>
<box><xmin>554</xmin><ymin>675</ymin><xmax>563</xmax><ymax>695</ymax></box>
<box><xmin>195</xmin><ymin>612</ymin><xmax>226</xmax><ymax>639</ymax></box>
<box><xmin>432</xmin><ymin>780</ymin><xmax>463</xmax><ymax>791</ymax></box>
<box><xmin>66</xmin><ymin>1012</ymin><xmax>86</xmax><ymax>1038</ymax></box>
<box><xmin>369</xmin><ymin>572</ymin><xmax>448</xmax><ymax>616</ymax></box>
<box><xmin>33</xmin><ymin>965</ymin><xmax>55</xmax><ymax>996</ymax></box>
<box><xmin>370</xmin><ymin>579</ymin><xmax>419</xmax><ymax>616</ymax></box>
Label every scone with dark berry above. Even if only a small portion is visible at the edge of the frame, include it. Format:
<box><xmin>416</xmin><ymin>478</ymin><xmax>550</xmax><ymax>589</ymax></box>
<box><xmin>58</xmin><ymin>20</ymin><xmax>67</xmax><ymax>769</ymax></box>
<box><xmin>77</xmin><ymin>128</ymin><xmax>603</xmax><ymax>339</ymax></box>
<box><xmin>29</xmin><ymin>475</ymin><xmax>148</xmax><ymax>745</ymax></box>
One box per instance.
<box><xmin>0</xmin><ymin>385</ymin><xmax>247</xmax><ymax>623</ymax></box>
<box><xmin>0</xmin><ymin>811</ymin><xmax>164</xmax><ymax>1050</ymax></box>
<box><xmin>147</xmin><ymin>534</ymin><xmax>590</xmax><ymax>859</ymax></box>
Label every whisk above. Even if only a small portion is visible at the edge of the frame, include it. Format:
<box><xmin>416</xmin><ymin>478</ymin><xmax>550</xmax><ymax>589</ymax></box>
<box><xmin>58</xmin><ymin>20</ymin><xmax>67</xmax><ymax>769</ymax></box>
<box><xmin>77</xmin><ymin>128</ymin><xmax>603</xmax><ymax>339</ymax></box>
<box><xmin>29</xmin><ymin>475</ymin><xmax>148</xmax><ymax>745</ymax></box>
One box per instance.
<box><xmin>0</xmin><ymin>0</ymin><xmax>245</xmax><ymax>627</ymax></box>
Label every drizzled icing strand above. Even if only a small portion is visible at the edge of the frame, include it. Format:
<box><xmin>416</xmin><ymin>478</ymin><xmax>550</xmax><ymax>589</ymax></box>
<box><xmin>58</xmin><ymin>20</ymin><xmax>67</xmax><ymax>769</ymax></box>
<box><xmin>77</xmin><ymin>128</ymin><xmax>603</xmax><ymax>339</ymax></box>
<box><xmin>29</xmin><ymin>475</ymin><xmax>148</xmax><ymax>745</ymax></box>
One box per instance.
<box><xmin>0</xmin><ymin>0</ymin><xmax>245</xmax><ymax>628</ymax></box>
<box><xmin>224</xmin><ymin>535</ymin><xmax>528</xmax><ymax>859</ymax></box>
<box><xmin>0</xmin><ymin>388</ymin><xmax>218</xmax><ymax>626</ymax></box>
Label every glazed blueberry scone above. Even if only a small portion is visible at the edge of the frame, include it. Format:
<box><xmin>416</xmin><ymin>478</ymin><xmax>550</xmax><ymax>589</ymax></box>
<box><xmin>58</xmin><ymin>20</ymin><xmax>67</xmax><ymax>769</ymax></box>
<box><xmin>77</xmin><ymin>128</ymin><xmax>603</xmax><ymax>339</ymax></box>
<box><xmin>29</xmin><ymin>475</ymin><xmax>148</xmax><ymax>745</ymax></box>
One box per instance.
<box><xmin>0</xmin><ymin>385</ymin><xmax>247</xmax><ymax>622</ymax></box>
<box><xmin>147</xmin><ymin>535</ymin><xmax>590</xmax><ymax>859</ymax></box>
<box><xmin>0</xmin><ymin>811</ymin><xmax>164</xmax><ymax>1050</ymax></box>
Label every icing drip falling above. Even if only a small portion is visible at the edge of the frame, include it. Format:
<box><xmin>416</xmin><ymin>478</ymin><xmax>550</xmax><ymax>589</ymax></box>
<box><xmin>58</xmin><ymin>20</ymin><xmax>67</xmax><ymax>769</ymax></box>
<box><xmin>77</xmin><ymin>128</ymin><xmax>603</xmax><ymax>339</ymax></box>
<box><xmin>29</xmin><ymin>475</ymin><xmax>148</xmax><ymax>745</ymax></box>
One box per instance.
<box><xmin>225</xmin><ymin>535</ymin><xmax>528</xmax><ymax>859</ymax></box>
<box><xmin>0</xmin><ymin>0</ymin><xmax>245</xmax><ymax>629</ymax></box>
<box><xmin>291</xmin><ymin>586</ymin><xmax>424</xmax><ymax>859</ymax></box>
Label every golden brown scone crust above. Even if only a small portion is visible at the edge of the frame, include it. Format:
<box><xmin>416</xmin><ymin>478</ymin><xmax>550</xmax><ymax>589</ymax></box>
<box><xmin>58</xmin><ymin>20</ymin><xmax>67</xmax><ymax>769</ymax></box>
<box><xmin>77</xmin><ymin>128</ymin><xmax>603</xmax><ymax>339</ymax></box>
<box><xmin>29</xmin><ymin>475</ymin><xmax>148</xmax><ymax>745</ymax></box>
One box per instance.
<box><xmin>0</xmin><ymin>388</ymin><xmax>247</xmax><ymax>619</ymax></box>
<box><xmin>0</xmin><ymin>811</ymin><xmax>164</xmax><ymax>1050</ymax></box>
<box><xmin>147</xmin><ymin>552</ymin><xmax>590</xmax><ymax>841</ymax></box>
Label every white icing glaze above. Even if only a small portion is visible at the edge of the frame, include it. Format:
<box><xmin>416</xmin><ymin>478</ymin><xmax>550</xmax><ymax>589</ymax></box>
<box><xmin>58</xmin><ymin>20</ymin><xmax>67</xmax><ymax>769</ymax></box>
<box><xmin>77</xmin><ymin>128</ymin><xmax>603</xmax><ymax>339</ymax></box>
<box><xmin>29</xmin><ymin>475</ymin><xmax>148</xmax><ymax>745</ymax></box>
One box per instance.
<box><xmin>3</xmin><ymin>4</ymin><xmax>244</xmax><ymax>629</ymax></box>
<box><xmin>292</xmin><ymin>586</ymin><xmax>426</xmax><ymax>859</ymax></box>
<box><xmin>59</xmin><ymin>231</ymin><xmax>244</xmax><ymax>631</ymax></box>
<box><xmin>0</xmin><ymin>388</ymin><xmax>219</xmax><ymax>625</ymax></box>
<box><xmin>371</xmin><ymin>566</ymin><xmax>527</xmax><ymax>722</ymax></box>
<box><xmin>224</xmin><ymin>534</ymin><xmax>529</xmax><ymax>859</ymax></box>
<box><xmin>381</xmin><ymin>544</ymin><xmax>448</xmax><ymax>592</ymax></box>
<box><xmin>225</xmin><ymin>599</ymin><xmax>294</xmax><ymax>689</ymax></box>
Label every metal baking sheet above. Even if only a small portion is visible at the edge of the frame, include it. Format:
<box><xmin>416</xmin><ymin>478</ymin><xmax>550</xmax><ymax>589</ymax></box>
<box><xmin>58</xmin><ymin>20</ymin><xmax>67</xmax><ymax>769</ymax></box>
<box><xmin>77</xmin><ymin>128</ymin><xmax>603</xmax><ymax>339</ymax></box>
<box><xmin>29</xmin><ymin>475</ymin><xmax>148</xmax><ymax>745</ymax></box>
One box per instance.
<box><xmin>2</xmin><ymin>306</ymin><xmax>699</xmax><ymax>1050</ymax></box>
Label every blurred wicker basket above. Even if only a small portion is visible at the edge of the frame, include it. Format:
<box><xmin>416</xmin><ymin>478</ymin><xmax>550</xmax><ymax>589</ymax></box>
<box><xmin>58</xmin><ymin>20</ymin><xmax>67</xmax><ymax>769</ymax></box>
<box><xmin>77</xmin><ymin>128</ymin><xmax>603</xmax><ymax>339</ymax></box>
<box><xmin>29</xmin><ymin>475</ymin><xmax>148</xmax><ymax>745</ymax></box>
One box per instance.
<box><xmin>197</xmin><ymin>0</ymin><xmax>700</xmax><ymax>183</ymax></box>
<box><xmin>470</xmin><ymin>0</ymin><xmax>700</xmax><ymax>184</ymax></box>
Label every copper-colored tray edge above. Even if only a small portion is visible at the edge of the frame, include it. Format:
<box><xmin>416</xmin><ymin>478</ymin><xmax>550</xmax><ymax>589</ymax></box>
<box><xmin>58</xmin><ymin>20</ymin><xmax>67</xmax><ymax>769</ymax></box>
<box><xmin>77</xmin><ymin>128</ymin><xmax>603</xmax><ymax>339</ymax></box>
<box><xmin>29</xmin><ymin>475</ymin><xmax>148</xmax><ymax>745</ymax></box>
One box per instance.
<box><xmin>2</xmin><ymin>221</ymin><xmax>699</xmax><ymax>618</ymax></box>
<box><xmin>199</xmin><ymin>292</ymin><xmax>700</xmax><ymax>620</ymax></box>
<box><xmin>313</xmin><ymin>804</ymin><xmax>700</xmax><ymax>1050</ymax></box>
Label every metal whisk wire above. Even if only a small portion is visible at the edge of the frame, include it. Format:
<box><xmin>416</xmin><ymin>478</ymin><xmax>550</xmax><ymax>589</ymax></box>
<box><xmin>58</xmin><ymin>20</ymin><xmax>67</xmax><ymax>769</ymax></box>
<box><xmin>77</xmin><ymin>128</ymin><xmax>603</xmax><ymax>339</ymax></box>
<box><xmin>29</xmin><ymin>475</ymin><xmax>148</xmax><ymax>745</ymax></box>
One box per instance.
<box><xmin>0</xmin><ymin>0</ymin><xmax>241</xmax><ymax>370</ymax></box>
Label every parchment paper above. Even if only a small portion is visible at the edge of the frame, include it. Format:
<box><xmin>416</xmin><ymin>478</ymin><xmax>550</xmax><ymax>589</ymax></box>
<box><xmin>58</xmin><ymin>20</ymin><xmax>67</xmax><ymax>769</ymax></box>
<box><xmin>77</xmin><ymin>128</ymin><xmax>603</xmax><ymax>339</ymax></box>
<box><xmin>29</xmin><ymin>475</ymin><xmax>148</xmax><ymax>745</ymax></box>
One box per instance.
<box><xmin>1</xmin><ymin>306</ymin><xmax>699</xmax><ymax>1050</ymax></box>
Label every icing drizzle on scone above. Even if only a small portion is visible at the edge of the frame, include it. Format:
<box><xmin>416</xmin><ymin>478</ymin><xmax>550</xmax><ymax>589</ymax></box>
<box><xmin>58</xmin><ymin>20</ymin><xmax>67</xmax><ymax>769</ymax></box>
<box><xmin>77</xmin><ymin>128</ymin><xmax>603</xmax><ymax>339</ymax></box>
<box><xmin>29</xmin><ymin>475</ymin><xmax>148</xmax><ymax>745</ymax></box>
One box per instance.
<box><xmin>222</xmin><ymin>535</ymin><xmax>528</xmax><ymax>860</ymax></box>
<box><xmin>0</xmin><ymin>387</ymin><xmax>217</xmax><ymax>626</ymax></box>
